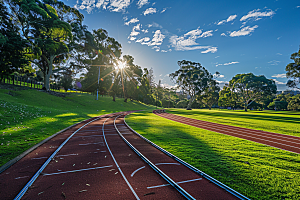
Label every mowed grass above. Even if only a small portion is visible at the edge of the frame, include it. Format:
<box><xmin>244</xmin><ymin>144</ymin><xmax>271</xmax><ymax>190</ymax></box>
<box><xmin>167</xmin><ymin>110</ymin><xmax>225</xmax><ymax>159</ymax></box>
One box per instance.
<box><xmin>126</xmin><ymin>110</ymin><xmax>300</xmax><ymax>200</ymax></box>
<box><xmin>0</xmin><ymin>86</ymin><xmax>155</xmax><ymax>167</ymax></box>
<box><xmin>168</xmin><ymin>108</ymin><xmax>300</xmax><ymax>137</ymax></box>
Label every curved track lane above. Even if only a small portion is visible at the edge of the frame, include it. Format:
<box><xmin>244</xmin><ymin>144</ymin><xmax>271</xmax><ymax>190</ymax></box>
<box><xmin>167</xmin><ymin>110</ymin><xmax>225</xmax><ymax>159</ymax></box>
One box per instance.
<box><xmin>153</xmin><ymin>110</ymin><xmax>300</xmax><ymax>154</ymax></box>
<box><xmin>0</xmin><ymin>111</ymin><xmax>246</xmax><ymax>199</ymax></box>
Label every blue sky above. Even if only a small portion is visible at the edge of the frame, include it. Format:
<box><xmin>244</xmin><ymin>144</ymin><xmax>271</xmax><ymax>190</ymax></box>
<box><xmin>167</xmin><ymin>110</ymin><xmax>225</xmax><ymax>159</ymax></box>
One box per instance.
<box><xmin>63</xmin><ymin>0</ymin><xmax>300</xmax><ymax>91</ymax></box>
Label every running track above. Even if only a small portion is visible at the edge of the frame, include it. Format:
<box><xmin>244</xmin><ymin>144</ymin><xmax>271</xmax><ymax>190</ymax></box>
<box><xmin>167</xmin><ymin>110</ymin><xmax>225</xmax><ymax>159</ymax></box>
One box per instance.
<box><xmin>0</xmin><ymin>112</ymin><xmax>244</xmax><ymax>200</ymax></box>
<box><xmin>153</xmin><ymin>110</ymin><xmax>300</xmax><ymax>154</ymax></box>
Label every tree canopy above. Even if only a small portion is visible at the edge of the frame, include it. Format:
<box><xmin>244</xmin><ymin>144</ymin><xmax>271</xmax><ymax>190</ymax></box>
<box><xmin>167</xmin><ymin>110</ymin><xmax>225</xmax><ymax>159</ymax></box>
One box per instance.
<box><xmin>286</xmin><ymin>48</ymin><xmax>300</xmax><ymax>90</ymax></box>
<box><xmin>228</xmin><ymin>73</ymin><xmax>277</xmax><ymax>111</ymax></box>
<box><xmin>170</xmin><ymin>60</ymin><xmax>214</xmax><ymax>110</ymax></box>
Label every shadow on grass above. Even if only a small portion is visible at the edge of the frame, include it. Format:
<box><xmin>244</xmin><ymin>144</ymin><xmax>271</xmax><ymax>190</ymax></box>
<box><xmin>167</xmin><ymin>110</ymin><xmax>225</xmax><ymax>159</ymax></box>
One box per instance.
<box><xmin>127</xmin><ymin>111</ymin><xmax>300</xmax><ymax>200</ymax></box>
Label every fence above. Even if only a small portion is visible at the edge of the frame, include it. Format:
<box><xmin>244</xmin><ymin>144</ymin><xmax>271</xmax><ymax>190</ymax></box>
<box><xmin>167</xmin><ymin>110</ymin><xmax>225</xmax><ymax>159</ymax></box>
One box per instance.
<box><xmin>0</xmin><ymin>75</ymin><xmax>86</xmax><ymax>94</ymax></box>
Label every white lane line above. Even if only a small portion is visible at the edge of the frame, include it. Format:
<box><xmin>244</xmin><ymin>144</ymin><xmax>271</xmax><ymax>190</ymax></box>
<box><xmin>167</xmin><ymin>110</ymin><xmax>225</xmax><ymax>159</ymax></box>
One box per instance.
<box><xmin>56</xmin><ymin>154</ymin><xmax>78</xmax><ymax>157</ymax></box>
<box><xmin>31</xmin><ymin>157</ymin><xmax>47</xmax><ymax>160</ymax></box>
<box><xmin>15</xmin><ymin>176</ymin><xmax>29</xmax><ymax>180</ymax></box>
<box><xmin>73</xmin><ymin>135</ymin><xmax>104</xmax><ymax>138</ymax></box>
<box><xmin>155</xmin><ymin>163</ymin><xmax>180</xmax><ymax>166</ymax></box>
<box><xmin>147</xmin><ymin>178</ymin><xmax>203</xmax><ymax>189</ymax></box>
<box><xmin>79</xmin><ymin>142</ymin><xmax>104</xmax><ymax>146</ymax></box>
<box><xmin>42</xmin><ymin>165</ymin><xmax>113</xmax><ymax>176</ymax></box>
<box><xmin>131</xmin><ymin>166</ymin><xmax>145</xmax><ymax>177</ymax></box>
<box><xmin>103</xmin><ymin>118</ymin><xmax>140</xmax><ymax>200</ymax></box>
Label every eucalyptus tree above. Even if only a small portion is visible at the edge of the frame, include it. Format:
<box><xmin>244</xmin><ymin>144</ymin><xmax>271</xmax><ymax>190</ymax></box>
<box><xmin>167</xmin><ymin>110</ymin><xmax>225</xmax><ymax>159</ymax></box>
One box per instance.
<box><xmin>170</xmin><ymin>60</ymin><xmax>214</xmax><ymax>110</ymax></box>
<box><xmin>198</xmin><ymin>80</ymin><xmax>220</xmax><ymax>110</ymax></box>
<box><xmin>229</xmin><ymin>73</ymin><xmax>277</xmax><ymax>111</ymax></box>
<box><xmin>286</xmin><ymin>48</ymin><xmax>300</xmax><ymax>90</ymax></box>
<box><xmin>218</xmin><ymin>86</ymin><xmax>238</xmax><ymax>108</ymax></box>
<box><xmin>0</xmin><ymin>1</ymin><xmax>29</xmax><ymax>81</ymax></box>
<box><xmin>6</xmin><ymin>0</ymin><xmax>84</xmax><ymax>91</ymax></box>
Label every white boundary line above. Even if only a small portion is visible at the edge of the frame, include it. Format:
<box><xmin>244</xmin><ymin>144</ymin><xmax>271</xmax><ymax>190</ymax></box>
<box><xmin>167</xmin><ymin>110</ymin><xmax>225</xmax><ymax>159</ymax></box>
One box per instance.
<box><xmin>102</xmin><ymin>117</ymin><xmax>140</xmax><ymax>200</ymax></box>
<box><xmin>147</xmin><ymin>178</ymin><xmax>203</xmax><ymax>189</ymax></box>
<box><xmin>131</xmin><ymin>166</ymin><xmax>145</xmax><ymax>177</ymax></box>
<box><xmin>42</xmin><ymin>165</ymin><xmax>113</xmax><ymax>176</ymax></box>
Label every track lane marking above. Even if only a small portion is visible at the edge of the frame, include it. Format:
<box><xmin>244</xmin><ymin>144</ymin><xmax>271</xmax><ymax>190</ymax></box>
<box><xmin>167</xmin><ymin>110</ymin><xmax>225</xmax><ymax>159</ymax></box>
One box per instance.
<box><xmin>102</xmin><ymin>117</ymin><xmax>140</xmax><ymax>200</ymax></box>
<box><xmin>42</xmin><ymin>165</ymin><xmax>113</xmax><ymax>176</ymax></box>
<box><xmin>131</xmin><ymin>166</ymin><xmax>145</xmax><ymax>177</ymax></box>
<box><xmin>147</xmin><ymin>178</ymin><xmax>203</xmax><ymax>189</ymax></box>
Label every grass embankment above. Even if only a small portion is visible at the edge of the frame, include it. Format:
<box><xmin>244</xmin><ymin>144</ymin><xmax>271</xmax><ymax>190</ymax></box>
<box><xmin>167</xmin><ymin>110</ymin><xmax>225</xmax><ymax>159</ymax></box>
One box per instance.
<box><xmin>126</xmin><ymin>110</ymin><xmax>300</xmax><ymax>200</ymax></box>
<box><xmin>0</xmin><ymin>86</ymin><xmax>155</xmax><ymax>167</ymax></box>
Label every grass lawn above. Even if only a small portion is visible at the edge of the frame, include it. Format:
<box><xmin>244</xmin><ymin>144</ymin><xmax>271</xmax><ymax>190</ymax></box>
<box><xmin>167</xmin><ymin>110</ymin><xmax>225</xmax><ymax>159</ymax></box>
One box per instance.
<box><xmin>126</xmin><ymin>110</ymin><xmax>300</xmax><ymax>200</ymax></box>
<box><xmin>0</xmin><ymin>85</ymin><xmax>155</xmax><ymax>167</ymax></box>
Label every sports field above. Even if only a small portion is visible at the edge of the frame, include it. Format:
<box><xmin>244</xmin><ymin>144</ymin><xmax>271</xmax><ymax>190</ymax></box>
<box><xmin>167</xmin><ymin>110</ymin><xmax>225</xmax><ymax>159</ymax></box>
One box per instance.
<box><xmin>126</xmin><ymin>109</ymin><xmax>300</xmax><ymax>200</ymax></box>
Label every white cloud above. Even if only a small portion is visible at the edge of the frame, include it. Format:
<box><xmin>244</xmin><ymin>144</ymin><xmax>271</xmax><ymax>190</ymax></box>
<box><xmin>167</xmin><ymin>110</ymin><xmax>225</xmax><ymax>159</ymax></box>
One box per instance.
<box><xmin>137</xmin><ymin>0</ymin><xmax>149</xmax><ymax>9</ymax></box>
<box><xmin>214</xmin><ymin>73</ymin><xmax>225</xmax><ymax>78</ymax></box>
<box><xmin>240</xmin><ymin>9</ymin><xmax>275</xmax><ymax>21</ymax></box>
<box><xmin>149</xmin><ymin>30</ymin><xmax>165</xmax><ymax>46</ymax></box>
<box><xmin>277</xmin><ymin>36</ymin><xmax>281</xmax><ymax>40</ymax></box>
<box><xmin>147</xmin><ymin>22</ymin><xmax>162</xmax><ymax>28</ymax></box>
<box><xmin>221</xmin><ymin>33</ymin><xmax>226</xmax><ymax>36</ymax></box>
<box><xmin>152</xmin><ymin>46</ymin><xmax>160</xmax><ymax>52</ymax></box>
<box><xmin>109</xmin><ymin>0</ymin><xmax>131</xmax><ymax>12</ymax></box>
<box><xmin>124</xmin><ymin>18</ymin><xmax>139</xmax><ymax>26</ymax></box>
<box><xmin>276</xmin><ymin>53</ymin><xmax>282</xmax><ymax>55</ymax></box>
<box><xmin>217</xmin><ymin>14</ymin><xmax>237</xmax><ymax>25</ymax></box>
<box><xmin>128</xmin><ymin>24</ymin><xmax>141</xmax><ymax>40</ymax></box>
<box><xmin>216</xmin><ymin>61</ymin><xmax>239</xmax><ymax>67</ymax></box>
<box><xmin>170</xmin><ymin>28</ymin><xmax>216</xmax><ymax>52</ymax></box>
<box><xmin>141</xmin><ymin>29</ymin><xmax>148</xmax><ymax>33</ymax></box>
<box><xmin>273</xmin><ymin>79</ymin><xmax>285</xmax><ymax>84</ymax></box>
<box><xmin>76</xmin><ymin>0</ymin><xmax>131</xmax><ymax>13</ymax></box>
<box><xmin>229</xmin><ymin>25</ymin><xmax>258</xmax><ymax>37</ymax></box>
<box><xmin>272</xmin><ymin>74</ymin><xmax>286</xmax><ymax>78</ymax></box>
<box><xmin>161</xmin><ymin>8</ymin><xmax>167</xmax><ymax>13</ymax></box>
<box><xmin>297</xmin><ymin>6</ymin><xmax>300</xmax><ymax>8</ymax></box>
<box><xmin>136</xmin><ymin>37</ymin><xmax>151</xmax><ymax>45</ymax></box>
<box><xmin>268</xmin><ymin>60</ymin><xmax>280</xmax><ymax>65</ymax></box>
<box><xmin>201</xmin><ymin>47</ymin><xmax>217</xmax><ymax>53</ymax></box>
<box><xmin>143</xmin><ymin>7</ymin><xmax>157</xmax><ymax>15</ymax></box>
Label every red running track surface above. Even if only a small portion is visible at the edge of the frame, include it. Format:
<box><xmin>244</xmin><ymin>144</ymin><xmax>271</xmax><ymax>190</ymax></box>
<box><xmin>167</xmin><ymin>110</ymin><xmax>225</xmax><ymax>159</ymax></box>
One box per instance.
<box><xmin>0</xmin><ymin>112</ymin><xmax>239</xmax><ymax>199</ymax></box>
<box><xmin>153</xmin><ymin>110</ymin><xmax>300</xmax><ymax>154</ymax></box>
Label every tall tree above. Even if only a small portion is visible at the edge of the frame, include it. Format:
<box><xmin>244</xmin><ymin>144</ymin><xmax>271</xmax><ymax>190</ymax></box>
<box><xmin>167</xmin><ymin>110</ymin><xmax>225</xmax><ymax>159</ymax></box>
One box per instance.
<box><xmin>198</xmin><ymin>80</ymin><xmax>220</xmax><ymax>110</ymax></box>
<box><xmin>218</xmin><ymin>86</ymin><xmax>238</xmax><ymax>108</ymax></box>
<box><xmin>229</xmin><ymin>73</ymin><xmax>277</xmax><ymax>111</ymax></box>
<box><xmin>0</xmin><ymin>1</ymin><xmax>29</xmax><ymax>81</ymax></box>
<box><xmin>286</xmin><ymin>48</ymin><xmax>300</xmax><ymax>90</ymax></box>
<box><xmin>170</xmin><ymin>60</ymin><xmax>214</xmax><ymax>110</ymax></box>
<box><xmin>6</xmin><ymin>0</ymin><xmax>83</xmax><ymax>91</ymax></box>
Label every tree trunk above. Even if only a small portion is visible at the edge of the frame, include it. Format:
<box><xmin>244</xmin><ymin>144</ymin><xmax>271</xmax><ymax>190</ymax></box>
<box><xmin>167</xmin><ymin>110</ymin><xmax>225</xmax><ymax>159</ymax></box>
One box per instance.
<box><xmin>186</xmin><ymin>96</ymin><xmax>195</xmax><ymax>110</ymax></box>
<box><xmin>244</xmin><ymin>102</ymin><xmax>248</xmax><ymax>111</ymax></box>
<box><xmin>113</xmin><ymin>95</ymin><xmax>115</xmax><ymax>101</ymax></box>
<box><xmin>124</xmin><ymin>98</ymin><xmax>128</xmax><ymax>102</ymax></box>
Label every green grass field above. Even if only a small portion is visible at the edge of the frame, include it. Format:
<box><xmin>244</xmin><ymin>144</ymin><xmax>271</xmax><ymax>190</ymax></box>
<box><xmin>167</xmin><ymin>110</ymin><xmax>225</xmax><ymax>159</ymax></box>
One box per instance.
<box><xmin>0</xmin><ymin>86</ymin><xmax>155</xmax><ymax>167</ymax></box>
<box><xmin>126</xmin><ymin>109</ymin><xmax>300</xmax><ymax>200</ymax></box>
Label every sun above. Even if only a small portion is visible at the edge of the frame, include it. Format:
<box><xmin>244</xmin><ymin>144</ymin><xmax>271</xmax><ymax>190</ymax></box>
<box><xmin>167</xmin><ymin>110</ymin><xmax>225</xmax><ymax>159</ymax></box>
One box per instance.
<box><xmin>117</xmin><ymin>60</ymin><xmax>127</xmax><ymax>70</ymax></box>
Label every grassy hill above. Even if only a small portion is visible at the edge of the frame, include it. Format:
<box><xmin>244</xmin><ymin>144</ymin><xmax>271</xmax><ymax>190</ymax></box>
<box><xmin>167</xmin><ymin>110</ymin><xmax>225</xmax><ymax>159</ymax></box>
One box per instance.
<box><xmin>0</xmin><ymin>85</ymin><xmax>155</xmax><ymax>167</ymax></box>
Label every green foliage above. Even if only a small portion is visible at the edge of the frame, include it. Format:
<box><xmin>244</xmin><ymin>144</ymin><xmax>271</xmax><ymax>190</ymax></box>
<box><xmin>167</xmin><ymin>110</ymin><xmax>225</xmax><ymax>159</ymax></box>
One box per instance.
<box><xmin>126</xmin><ymin>110</ymin><xmax>300</xmax><ymax>200</ymax></box>
<box><xmin>170</xmin><ymin>60</ymin><xmax>214</xmax><ymax>109</ymax></box>
<box><xmin>228</xmin><ymin>73</ymin><xmax>277</xmax><ymax>111</ymax></box>
<box><xmin>286</xmin><ymin>48</ymin><xmax>300</xmax><ymax>90</ymax></box>
<box><xmin>0</xmin><ymin>2</ymin><xmax>29</xmax><ymax>79</ymax></box>
<box><xmin>287</xmin><ymin>94</ymin><xmax>300</xmax><ymax>110</ymax></box>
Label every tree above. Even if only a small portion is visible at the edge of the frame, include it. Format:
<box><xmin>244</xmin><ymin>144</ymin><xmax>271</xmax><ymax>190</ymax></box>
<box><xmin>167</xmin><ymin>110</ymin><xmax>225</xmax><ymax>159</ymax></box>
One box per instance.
<box><xmin>58</xmin><ymin>70</ymin><xmax>73</xmax><ymax>92</ymax></box>
<box><xmin>218</xmin><ymin>86</ymin><xmax>238</xmax><ymax>109</ymax></box>
<box><xmin>229</xmin><ymin>73</ymin><xmax>277</xmax><ymax>111</ymax></box>
<box><xmin>287</xmin><ymin>94</ymin><xmax>300</xmax><ymax>110</ymax></box>
<box><xmin>170</xmin><ymin>60</ymin><xmax>214</xmax><ymax>110</ymax></box>
<box><xmin>198</xmin><ymin>80</ymin><xmax>220</xmax><ymax>109</ymax></box>
<box><xmin>286</xmin><ymin>48</ymin><xmax>300</xmax><ymax>90</ymax></box>
<box><xmin>6</xmin><ymin>0</ymin><xmax>83</xmax><ymax>91</ymax></box>
<box><xmin>0</xmin><ymin>1</ymin><xmax>29</xmax><ymax>81</ymax></box>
